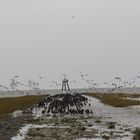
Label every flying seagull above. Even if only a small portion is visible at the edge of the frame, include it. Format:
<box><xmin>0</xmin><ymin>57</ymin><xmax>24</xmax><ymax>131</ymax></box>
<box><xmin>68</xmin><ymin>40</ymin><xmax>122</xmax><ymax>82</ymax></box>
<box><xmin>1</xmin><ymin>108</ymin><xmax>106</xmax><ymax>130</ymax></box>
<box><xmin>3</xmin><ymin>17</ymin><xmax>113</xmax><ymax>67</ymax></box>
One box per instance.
<box><xmin>72</xmin><ymin>16</ymin><xmax>75</xmax><ymax>20</ymax></box>
<box><xmin>115</xmin><ymin>77</ymin><xmax>121</xmax><ymax>82</ymax></box>
<box><xmin>79</xmin><ymin>71</ymin><xmax>88</xmax><ymax>78</ymax></box>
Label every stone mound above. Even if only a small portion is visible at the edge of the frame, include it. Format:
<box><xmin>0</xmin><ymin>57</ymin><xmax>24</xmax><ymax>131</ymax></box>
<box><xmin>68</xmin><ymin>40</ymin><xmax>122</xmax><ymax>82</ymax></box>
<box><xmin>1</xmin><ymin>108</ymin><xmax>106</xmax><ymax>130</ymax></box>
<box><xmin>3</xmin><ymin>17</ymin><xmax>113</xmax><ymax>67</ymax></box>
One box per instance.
<box><xmin>23</xmin><ymin>93</ymin><xmax>93</xmax><ymax>116</ymax></box>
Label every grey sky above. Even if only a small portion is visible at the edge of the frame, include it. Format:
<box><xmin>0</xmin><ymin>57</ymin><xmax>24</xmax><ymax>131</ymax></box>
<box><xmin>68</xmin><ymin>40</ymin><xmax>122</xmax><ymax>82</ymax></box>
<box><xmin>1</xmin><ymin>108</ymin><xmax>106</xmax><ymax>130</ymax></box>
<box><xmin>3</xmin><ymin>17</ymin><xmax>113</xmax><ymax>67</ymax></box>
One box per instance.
<box><xmin>0</xmin><ymin>0</ymin><xmax>140</xmax><ymax>89</ymax></box>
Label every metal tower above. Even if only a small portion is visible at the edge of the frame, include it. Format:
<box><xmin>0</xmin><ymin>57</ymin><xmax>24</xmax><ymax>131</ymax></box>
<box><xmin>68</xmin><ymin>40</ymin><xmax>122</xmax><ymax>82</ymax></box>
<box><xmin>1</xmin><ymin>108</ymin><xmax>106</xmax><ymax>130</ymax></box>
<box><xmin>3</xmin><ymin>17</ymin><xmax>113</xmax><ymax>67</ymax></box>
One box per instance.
<box><xmin>62</xmin><ymin>75</ymin><xmax>70</xmax><ymax>92</ymax></box>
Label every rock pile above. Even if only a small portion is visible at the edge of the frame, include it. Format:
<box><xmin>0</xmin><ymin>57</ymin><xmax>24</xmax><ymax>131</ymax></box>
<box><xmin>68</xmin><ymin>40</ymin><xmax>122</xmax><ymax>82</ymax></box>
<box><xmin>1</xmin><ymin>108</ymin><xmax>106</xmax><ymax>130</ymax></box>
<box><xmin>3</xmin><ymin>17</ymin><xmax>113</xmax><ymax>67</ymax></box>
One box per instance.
<box><xmin>23</xmin><ymin>93</ymin><xmax>93</xmax><ymax>117</ymax></box>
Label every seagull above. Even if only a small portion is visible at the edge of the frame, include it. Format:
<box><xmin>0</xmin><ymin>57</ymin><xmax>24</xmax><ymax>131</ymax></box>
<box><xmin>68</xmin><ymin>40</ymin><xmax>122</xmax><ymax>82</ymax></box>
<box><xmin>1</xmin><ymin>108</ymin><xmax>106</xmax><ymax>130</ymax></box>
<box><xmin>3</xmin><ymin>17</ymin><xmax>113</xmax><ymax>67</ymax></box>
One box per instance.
<box><xmin>10</xmin><ymin>79</ymin><xmax>18</xmax><ymax>90</ymax></box>
<box><xmin>107</xmin><ymin>88</ymin><xmax>115</xmax><ymax>93</ymax></box>
<box><xmin>112</xmin><ymin>83</ymin><xmax>117</xmax><ymax>88</ymax></box>
<box><xmin>0</xmin><ymin>85</ymin><xmax>9</xmax><ymax>91</ymax></box>
<box><xmin>85</xmin><ymin>80</ymin><xmax>94</xmax><ymax>84</ymax></box>
<box><xmin>61</xmin><ymin>74</ymin><xmax>67</xmax><ymax>77</ymax></box>
<box><xmin>72</xmin><ymin>16</ymin><xmax>75</xmax><ymax>20</ymax></box>
<box><xmin>38</xmin><ymin>74</ymin><xmax>43</xmax><ymax>79</ymax></box>
<box><xmin>16</xmin><ymin>81</ymin><xmax>27</xmax><ymax>87</ymax></box>
<box><xmin>14</xmin><ymin>75</ymin><xmax>19</xmax><ymax>78</ymax></box>
<box><xmin>115</xmin><ymin>77</ymin><xmax>121</xmax><ymax>82</ymax></box>
<box><xmin>79</xmin><ymin>71</ymin><xmax>88</xmax><ymax>78</ymax></box>
<box><xmin>38</xmin><ymin>74</ymin><xmax>46</xmax><ymax>80</ymax></box>
<box><xmin>93</xmin><ymin>83</ymin><xmax>98</xmax><ymax>86</ymax></box>
<box><xmin>117</xmin><ymin>86</ymin><xmax>123</xmax><ymax>89</ymax></box>
<box><xmin>137</xmin><ymin>76</ymin><xmax>140</xmax><ymax>79</ymax></box>
<box><xmin>103</xmin><ymin>82</ymin><xmax>108</xmax><ymax>85</ymax></box>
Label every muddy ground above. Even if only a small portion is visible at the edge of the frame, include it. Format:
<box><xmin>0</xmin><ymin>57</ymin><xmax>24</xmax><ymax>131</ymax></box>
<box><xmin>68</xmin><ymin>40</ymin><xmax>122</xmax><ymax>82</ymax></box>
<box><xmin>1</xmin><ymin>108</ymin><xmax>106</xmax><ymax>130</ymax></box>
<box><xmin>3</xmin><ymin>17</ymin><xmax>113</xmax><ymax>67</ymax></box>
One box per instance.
<box><xmin>0</xmin><ymin>116</ymin><xmax>26</xmax><ymax>140</ymax></box>
<box><xmin>1</xmin><ymin>94</ymin><xmax>140</xmax><ymax>140</ymax></box>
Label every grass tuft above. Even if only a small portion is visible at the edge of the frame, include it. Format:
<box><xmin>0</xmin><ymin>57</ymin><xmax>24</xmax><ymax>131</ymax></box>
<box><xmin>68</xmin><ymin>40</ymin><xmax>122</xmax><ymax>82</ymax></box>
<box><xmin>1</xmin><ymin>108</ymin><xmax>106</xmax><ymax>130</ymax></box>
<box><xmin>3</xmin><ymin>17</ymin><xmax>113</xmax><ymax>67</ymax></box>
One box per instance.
<box><xmin>0</xmin><ymin>95</ymin><xmax>47</xmax><ymax>121</ymax></box>
<box><xmin>133</xmin><ymin>128</ymin><xmax>140</xmax><ymax>140</ymax></box>
<box><xmin>86</xmin><ymin>93</ymin><xmax>140</xmax><ymax>107</ymax></box>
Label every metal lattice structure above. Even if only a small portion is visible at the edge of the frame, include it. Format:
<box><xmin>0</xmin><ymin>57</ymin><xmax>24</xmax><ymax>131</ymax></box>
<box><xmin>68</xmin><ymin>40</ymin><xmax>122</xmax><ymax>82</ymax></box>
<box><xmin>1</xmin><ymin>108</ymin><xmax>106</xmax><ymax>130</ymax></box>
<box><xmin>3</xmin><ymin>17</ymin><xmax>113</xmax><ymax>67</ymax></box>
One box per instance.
<box><xmin>62</xmin><ymin>75</ymin><xmax>70</xmax><ymax>93</ymax></box>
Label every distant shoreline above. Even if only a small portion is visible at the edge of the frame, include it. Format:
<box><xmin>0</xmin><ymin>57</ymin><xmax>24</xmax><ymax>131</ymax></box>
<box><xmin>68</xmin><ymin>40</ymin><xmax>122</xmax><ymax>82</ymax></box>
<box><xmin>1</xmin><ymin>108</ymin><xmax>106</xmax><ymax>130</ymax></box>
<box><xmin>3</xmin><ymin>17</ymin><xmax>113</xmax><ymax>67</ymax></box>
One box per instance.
<box><xmin>0</xmin><ymin>87</ymin><xmax>140</xmax><ymax>98</ymax></box>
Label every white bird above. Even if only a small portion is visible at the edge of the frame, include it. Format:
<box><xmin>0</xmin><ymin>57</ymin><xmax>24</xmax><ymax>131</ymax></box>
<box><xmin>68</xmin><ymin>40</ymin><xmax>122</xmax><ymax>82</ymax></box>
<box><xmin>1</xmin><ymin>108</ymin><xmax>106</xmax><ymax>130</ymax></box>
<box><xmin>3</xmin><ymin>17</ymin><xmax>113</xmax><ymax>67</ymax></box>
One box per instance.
<box><xmin>72</xmin><ymin>16</ymin><xmax>75</xmax><ymax>20</ymax></box>
<box><xmin>137</xmin><ymin>76</ymin><xmax>140</xmax><ymax>79</ymax></box>
<box><xmin>85</xmin><ymin>80</ymin><xmax>94</xmax><ymax>84</ymax></box>
<box><xmin>0</xmin><ymin>85</ymin><xmax>9</xmax><ymax>91</ymax></box>
<box><xmin>115</xmin><ymin>77</ymin><xmax>121</xmax><ymax>82</ymax></box>
<box><xmin>112</xmin><ymin>83</ymin><xmax>117</xmax><ymax>88</ymax></box>
<box><xmin>103</xmin><ymin>82</ymin><xmax>108</xmax><ymax>85</ymax></box>
<box><xmin>79</xmin><ymin>71</ymin><xmax>88</xmax><ymax>78</ymax></box>
<box><xmin>14</xmin><ymin>75</ymin><xmax>19</xmax><ymax>78</ymax></box>
<box><xmin>10</xmin><ymin>79</ymin><xmax>18</xmax><ymax>90</ymax></box>
<box><xmin>38</xmin><ymin>74</ymin><xmax>46</xmax><ymax>80</ymax></box>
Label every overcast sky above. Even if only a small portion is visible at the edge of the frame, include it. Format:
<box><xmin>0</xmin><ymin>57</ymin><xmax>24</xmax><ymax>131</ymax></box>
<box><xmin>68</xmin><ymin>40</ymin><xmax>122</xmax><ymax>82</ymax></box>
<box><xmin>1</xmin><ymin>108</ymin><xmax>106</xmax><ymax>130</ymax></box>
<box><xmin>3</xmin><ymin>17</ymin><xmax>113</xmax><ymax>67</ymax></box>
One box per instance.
<box><xmin>0</xmin><ymin>0</ymin><xmax>140</xmax><ymax>89</ymax></box>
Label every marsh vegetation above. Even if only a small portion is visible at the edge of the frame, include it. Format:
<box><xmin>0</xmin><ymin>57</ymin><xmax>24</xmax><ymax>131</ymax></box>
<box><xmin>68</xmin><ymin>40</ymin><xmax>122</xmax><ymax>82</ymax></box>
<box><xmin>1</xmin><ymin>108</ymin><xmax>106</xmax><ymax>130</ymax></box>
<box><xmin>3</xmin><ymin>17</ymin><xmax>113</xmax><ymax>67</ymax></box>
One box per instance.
<box><xmin>86</xmin><ymin>93</ymin><xmax>140</xmax><ymax>107</ymax></box>
<box><xmin>0</xmin><ymin>95</ymin><xmax>46</xmax><ymax>121</ymax></box>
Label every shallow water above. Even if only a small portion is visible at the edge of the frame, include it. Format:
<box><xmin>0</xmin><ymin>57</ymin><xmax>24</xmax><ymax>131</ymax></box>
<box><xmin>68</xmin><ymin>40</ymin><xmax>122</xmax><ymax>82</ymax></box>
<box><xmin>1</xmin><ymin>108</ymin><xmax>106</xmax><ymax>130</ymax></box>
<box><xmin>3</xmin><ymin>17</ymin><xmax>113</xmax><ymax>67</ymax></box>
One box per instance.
<box><xmin>11</xmin><ymin>95</ymin><xmax>140</xmax><ymax>140</ymax></box>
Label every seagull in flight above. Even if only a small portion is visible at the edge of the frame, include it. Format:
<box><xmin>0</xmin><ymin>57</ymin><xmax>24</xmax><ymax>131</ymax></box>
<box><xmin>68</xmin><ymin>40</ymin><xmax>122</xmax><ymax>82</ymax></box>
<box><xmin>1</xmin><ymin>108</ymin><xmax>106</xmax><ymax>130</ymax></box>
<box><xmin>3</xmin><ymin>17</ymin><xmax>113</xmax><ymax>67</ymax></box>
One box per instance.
<box><xmin>79</xmin><ymin>71</ymin><xmax>88</xmax><ymax>78</ymax></box>
<box><xmin>112</xmin><ymin>83</ymin><xmax>117</xmax><ymax>88</ymax></box>
<box><xmin>115</xmin><ymin>77</ymin><xmax>121</xmax><ymax>82</ymax></box>
<box><xmin>14</xmin><ymin>75</ymin><xmax>19</xmax><ymax>78</ymax></box>
<box><xmin>72</xmin><ymin>16</ymin><xmax>75</xmax><ymax>20</ymax></box>
<box><xmin>137</xmin><ymin>76</ymin><xmax>140</xmax><ymax>79</ymax></box>
<box><xmin>38</xmin><ymin>74</ymin><xmax>46</xmax><ymax>80</ymax></box>
<box><xmin>0</xmin><ymin>85</ymin><xmax>9</xmax><ymax>91</ymax></box>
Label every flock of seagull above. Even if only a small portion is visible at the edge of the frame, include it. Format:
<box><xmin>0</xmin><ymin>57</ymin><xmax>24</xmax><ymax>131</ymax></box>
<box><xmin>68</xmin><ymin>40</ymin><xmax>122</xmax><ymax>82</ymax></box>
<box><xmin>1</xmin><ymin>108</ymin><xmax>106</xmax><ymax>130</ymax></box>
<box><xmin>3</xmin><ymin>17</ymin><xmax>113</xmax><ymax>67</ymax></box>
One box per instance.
<box><xmin>0</xmin><ymin>75</ymin><xmax>42</xmax><ymax>95</ymax></box>
<box><xmin>0</xmin><ymin>71</ymin><xmax>140</xmax><ymax>95</ymax></box>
